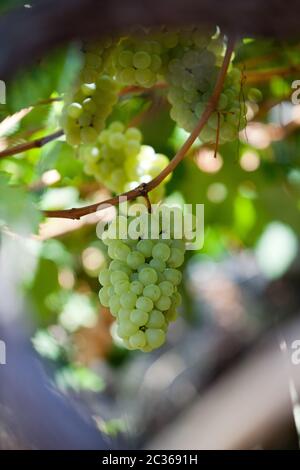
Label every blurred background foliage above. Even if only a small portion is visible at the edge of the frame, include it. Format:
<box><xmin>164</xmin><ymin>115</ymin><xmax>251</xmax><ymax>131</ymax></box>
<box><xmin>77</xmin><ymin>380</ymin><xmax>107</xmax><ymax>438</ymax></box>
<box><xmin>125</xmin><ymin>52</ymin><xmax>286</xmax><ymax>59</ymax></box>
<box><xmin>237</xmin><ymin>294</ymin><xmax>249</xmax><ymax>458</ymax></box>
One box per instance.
<box><xmin>1</xmin><ymin>30</ymin><xmax>300</xmax><ymax>445</ymax></box>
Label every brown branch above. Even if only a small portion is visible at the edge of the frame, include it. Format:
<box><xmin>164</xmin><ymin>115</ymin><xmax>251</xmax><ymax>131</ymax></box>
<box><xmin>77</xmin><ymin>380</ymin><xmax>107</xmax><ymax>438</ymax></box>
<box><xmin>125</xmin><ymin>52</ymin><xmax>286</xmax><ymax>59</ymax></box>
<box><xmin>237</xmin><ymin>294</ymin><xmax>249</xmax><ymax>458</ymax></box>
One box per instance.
<box><xmin>44</xmin><ymin>37</ymin><xmax>235</xmax><ymax>220</ymax></box>
<box><xmin>245</xmin><ymin>64</ymin><xmax>300</xmax><ymax>84</ymax></box>
<box><xmin>0</xmin><ymin>129</ymin><xmax>63</xmax><ymax>159</ymax></box>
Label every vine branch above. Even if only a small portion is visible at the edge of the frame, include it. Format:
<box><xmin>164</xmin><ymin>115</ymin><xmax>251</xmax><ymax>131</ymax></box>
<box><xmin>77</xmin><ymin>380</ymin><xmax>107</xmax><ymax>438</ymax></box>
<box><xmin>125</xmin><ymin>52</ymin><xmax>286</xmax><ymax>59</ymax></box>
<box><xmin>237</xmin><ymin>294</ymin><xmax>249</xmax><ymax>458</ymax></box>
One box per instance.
<box><xmin>44</xmin><ymin>37</ymin><xmax>235</xmax><ymax>220</ymax></box>
<box><xmin>0</xmin><ymin>129</ymin><xmax>63</xmax><ymax>159</ymax></box>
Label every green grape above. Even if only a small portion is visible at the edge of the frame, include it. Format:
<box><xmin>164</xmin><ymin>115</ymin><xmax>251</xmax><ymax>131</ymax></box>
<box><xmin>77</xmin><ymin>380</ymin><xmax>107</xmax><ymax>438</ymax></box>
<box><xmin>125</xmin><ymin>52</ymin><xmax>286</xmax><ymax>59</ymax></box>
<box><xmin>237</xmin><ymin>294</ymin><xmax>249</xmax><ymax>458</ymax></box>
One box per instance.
<box><xmin>138</xmin><ymin>267</ymin><xmax>158</xmax><ymax>285</ymax></box>
<box><xmin>164</xmin><ymin>268</ymin><xmax>182</xmax><ymax>286</ymax></box>
<box><xmin>130</xmin><ymin>280</ymin><xmax>144</xmax><ymax>295</ymax></box>
<box><xmin>125</xmin><ymin>127</ymin><xmax>142</xmax><ymax>141</ymax></box>
<box><xmin>167</xmin><ymin>248</ymin><xmax>185</xmax><ymax>268</ymax></box>
<box><xmin>120</xmin><ymin>292</ymin><xmax>137</xmax><ymax>309</ymax></box>
<box><xmin>172</xmin><ymin>291</ymin><xmax>182</xmax><ymax>307</ymax></box>
<box><xmin>136</xmin><ymin>239</ymin><xmax>154</xmax><ymax>258</ymax></box>
<box><xmin>108</xmin><ymin>286</ymin><xmax>115</xmax><ymax>297</ymax></box>
<box><xmin>109</xmin><ymin>295</ymin><xmax>121</xmax><ymax>316</ymax></box>
<box><xmin>109</xmin><ymin>260</ymin><xmax>131</xmax><ymax>274</ymax></box>
<box><xmin>114</xmin><ymin>242</ymin><xmax>131</xmax><ymax>261</ymax></box>
<box><xmin>146</xmin><ymin>329</ymin><xmax>165</xmax><ymax>349</ymax></box>
<box><xmin>127</xmin><ymin>251</ymin><xmax>145</xmax><ymax>270</ymax></box>
<box><xmin>68</xmin><ymin>103</ymin><xmax>83</xmax><ymax>119</ymax></box>
<box><xmin>81</xmin><ymin>83</ymin><xmax>96</xmax><ymax>96</ymax></box>
<box><xmin>130</xmin><ymin>309</ymin><xmax>149</xmax><ymax>326</ymax></box>
<box><xmin>114</xmin><ymin>280</ymin><xmax>130</xmax><ymax>295</ymax></box>
<box><xmin>118</xmin><ymin>50</ymin><xmax>133</xmax><ymax>67</ymax></box>
<box><xmin>99</xmin><ymin>287</ymin><xmax>110</xmax><ymax>307</ymax></box>
<box><xmin>133</xmin><ymin>51</ymin><xmax>151</xmax><ymax>69</ymax></box>
<box><xmin>159</xmin><ymin>281</ymin><xmax>174</xmax><ymax>296</ymax></box>
<box><xmin>147</xmin><ymin>310</ymin><xmax>166</xmax><ymax>328</ymax></box>
<box><xmin>149</xmin><ymin>258</ymin><xmax>166</xmax><ymax>272</ymax></box>
<box><xmin>118</xmin><ymin>309</ymin><xmax>131</xmax><ymax>322</ymax></box>
<box><xmin>117</xmin><ymin>321</ymin><xmax>139</xmax><ymax>338</ymax></box>
<box><xmin>143</xmin><ymin>284</ymin><xmax>161</xmax><ymax>302</ymax></box>
<box><xmin>136</xmin><ymin>296</ymin><xmax>154</xmax><ymax>312</ymax></box>
<box><xmin>110</xmin><ymin>270</ymin><xmax>128</xmax><ymax>284</ymax></box>
<box><xmin>152</xmin><ymin>243</ymin><xmax>171</xmax><ymax>262</ymax></box>
<box><xmin>98</xmin><ymin>269</ymin><xmax>111</xmax><ymax>286</ymax></box>
<box><xmin>155</xmin><ymin>295</ymin><xmax>171</xmax><ymax>311</ymax></box>
<box><xmin>129</xmin><ymin>331</ymin><xmax>146</xmax><ymax>349</ymax></box>
<box><xmin>165</xmin><ymin>308</ymin><xmax>178</xmax><ymax>323</ymax></box>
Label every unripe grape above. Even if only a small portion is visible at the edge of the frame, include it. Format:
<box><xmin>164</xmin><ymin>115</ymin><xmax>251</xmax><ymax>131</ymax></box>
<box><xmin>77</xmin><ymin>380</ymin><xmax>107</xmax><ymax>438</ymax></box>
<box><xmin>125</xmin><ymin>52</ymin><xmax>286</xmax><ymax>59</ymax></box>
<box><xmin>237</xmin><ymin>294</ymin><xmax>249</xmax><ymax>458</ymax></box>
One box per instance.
<box><xmin>136</xmin><ymin>296</ymin><xmax>154</xmax><ymax>313</ymax></box>
<box><xmin>130</xmin><ymin>309</ymin><xmax>149</xmax><ymax>326</ymax></box>
<box><xmin>129</xmin><ymin>330</ymin><xmax>146</xmax><ymax>349</ymax></box>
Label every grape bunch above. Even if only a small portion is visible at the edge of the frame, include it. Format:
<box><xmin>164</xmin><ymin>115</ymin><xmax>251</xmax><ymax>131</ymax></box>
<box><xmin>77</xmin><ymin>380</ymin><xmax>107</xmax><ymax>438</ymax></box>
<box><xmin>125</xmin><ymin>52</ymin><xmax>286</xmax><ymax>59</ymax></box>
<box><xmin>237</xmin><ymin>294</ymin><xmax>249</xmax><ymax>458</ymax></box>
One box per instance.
<box><xmin>79</xmin><ymin>121</ymin><xmax>170</xmax><ymax>201</ymax></box>
<box><xmin>98</xmin><ymin>208</ymin><xmax>186</xmax><ymax>352</ymax></box>
<box><xmin>113</xmin><ymin>26</ymin><xmax>214</xmax><ymax>88</ymax></box>
<box><xmin>61</xmin><ymin>40</ymin><xmax>119</xmax><ymax>146</ymax></box>
<box><xmin>114</xmin><ymin>34</ymin><xmax>164</xmax><ymax>88</ymax></box>
<box><xmin>62</xmin><ymin>74</ymin><xmax>119</xmax><ymax>147</ymax></box>
<box><xmin>165</xmin><ymin>41</ymin><xmax>247</xmax><ymax>144</ymax></box>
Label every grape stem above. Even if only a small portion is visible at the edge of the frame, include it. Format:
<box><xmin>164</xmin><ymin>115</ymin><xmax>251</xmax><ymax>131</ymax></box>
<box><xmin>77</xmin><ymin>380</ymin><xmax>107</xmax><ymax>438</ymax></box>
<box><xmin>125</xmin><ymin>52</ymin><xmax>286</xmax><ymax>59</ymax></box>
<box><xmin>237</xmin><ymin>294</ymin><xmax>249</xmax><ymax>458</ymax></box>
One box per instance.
<box><xmin>43</xmin><ymin>37</ymin><xmax>236</xmax><ymax>220</ymax></box>
<box><xmin>0</xmin><ymin>129</ymin><xmax>64</xmax><ymax>159</ymax></box>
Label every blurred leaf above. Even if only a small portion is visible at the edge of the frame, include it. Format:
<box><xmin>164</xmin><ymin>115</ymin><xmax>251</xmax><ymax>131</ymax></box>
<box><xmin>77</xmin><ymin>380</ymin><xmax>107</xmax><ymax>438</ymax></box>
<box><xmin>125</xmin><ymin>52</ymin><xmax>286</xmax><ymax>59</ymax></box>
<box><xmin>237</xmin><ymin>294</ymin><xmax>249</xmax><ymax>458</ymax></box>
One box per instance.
<box><xmin>0</xmin><ymin>172</ymin><xmax>40</xmax><ymax>232</ymax></box>
<box><xmin>98</xmin><ymin>419</ymin><xmax>126</xmax><ymax>437</ymax></box>
<box><xmin>56</xmin><ymin>366</ymin><xmax>105</xmax><ymax>393</ymax></box>
<box><xmin>32</xmin><ymin>330</ymin><xmax>61</xmax><ymax>360</ymax></box>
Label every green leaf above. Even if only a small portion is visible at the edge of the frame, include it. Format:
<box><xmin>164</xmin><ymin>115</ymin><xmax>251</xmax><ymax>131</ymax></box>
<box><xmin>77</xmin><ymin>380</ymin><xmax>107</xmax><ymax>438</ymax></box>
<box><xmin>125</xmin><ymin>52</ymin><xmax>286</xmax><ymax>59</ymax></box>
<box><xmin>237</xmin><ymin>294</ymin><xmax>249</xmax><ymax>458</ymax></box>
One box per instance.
<box><xmin>0</xmin><ymin>173</ymin><xmax>41</xmax><ymax>232</ymax></box>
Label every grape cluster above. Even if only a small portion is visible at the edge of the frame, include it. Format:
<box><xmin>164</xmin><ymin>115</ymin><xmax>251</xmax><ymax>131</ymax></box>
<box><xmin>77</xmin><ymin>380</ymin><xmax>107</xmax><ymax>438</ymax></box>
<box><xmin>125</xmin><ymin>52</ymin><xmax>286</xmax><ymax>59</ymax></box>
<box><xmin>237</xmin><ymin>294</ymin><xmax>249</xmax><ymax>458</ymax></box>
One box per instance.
<box><xmin>165</xmin><ymin>39</ymin><xmax>246</xmax><ymax>144</ymax></box>
<box><xmin>114</xmin><ymin>34</ymin><xmax>163</xmax><ymax>88</ymax></box>
<box><xmin>79</xmin><ymin>121</ymin><xmax>170</xmax><ymax>200</ymax></box>
<box><xmin>113</xmin><ymin>26</ymin><xmax>214</xmax><ymax>88</ymax></box>
<box><xmin>61</xmin><ymin>40</ymin><xmax>119</xmax><ymax>146</ymax></box>
<box><xmin>62</xmin><ymin>75</ymin><xmax>119</xmax><ymax>146</ymax></box>
<box><xmin>98</xmin><ymin>208</ymin><xmax>186</xmax><ymax>352</ymax></box>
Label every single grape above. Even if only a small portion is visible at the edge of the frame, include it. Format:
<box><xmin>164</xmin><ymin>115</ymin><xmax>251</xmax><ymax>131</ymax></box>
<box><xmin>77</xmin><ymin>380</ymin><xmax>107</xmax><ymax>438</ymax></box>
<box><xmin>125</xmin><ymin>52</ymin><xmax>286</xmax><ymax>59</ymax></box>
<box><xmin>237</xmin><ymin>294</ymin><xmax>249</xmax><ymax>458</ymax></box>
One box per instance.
<box><xmin>98</xmin><ymin>269</ymin><xmax>111</xmax><ymax>286</ymax></box>
<box><xmin>130</xmin><ymin>309</ymin><xmax>149</xmax><ymax>327</ymax></box>
<box><xmin>136</xmin><ymin>239</ymin><xmax>154</xmax><ymax>258</ymax></box>
<box><xmin>136</xmin><ymin>296</ymin><xmax>154</xmax><ymax>312</ymax></box>
<box><xmin>147</xmin><ymin>310</ymin><xmax>166</xmax><ymax>328</ymax></box>
<box><xmin>127</xmin><ymin>251</ymin><xmax>145</xmax><ymax>270</ymax></box>
<box><xmin>99</xmin><ymin>287</ymin><xmax>110</xmax><ymax>307</ymax></box>
<box><xmin>130</xmin><ymin>280</ymin><xmax>144</xmax><ymax>295</ymax></box>
<box><xmin>155</xmin><ymin>295</ymin><xmax>171</xmax><ymax>311</ymax></box>
<box><xmin>164</xmin><ymin>268</ymin><xmax>182</xmax><ymax>286</ymax></box>
<box><xmin>146</xmin><ymin>328</ymin><xmax>166</xmax><ymax>349</ymax></box>
<box><xmin>143</xmin><ymin>284</ymin><xmax>161</xmax><ymax>302</ymax></box>
<box><xmin>68</xmin><ymin>103</ymin><xmax>83</xmax><ymax>119</ymax></box>
<box><xmin>149</xmin><ymin>258</ymin><xmax>166</xmax><ymax>272</ymax></box>
<box><xmin>109</xmin><ymin>295</ymin><xmax>121</xmax><ymax>316</ymax></box>
<box><xmin>138</xmin><ymin>267</ymin><xmax>158</xmax><ymax>285</ymax></box>
<box><xmin>117</xmin><ymin>321</ymin><xmax>139</xmax><ymax>338</ymax></box>
<box><xmin>114</xmin><ymin>280</ymin><xmax>130</xmax><ymax>295</ymax></box>
<box><xmin>110</xmin><ymin>270</ymin><xmax>128</xmax><ymax>284</ymax></box>
<box><xmin>129</xmin><ymin>330</ymin><xmax>146</xmax><ymax>349</ymax></box>
<box><xmin>120</xmin><ymin>292</ymin><xmax>137</xmax><ymax>309</ymax></box>
<box><xmin>159</xmin><ymin>281</ymin><xmax>174</xmax><ymax>297</ymax></box>
<box><xmin>167</xmin><ymin>248</ymin><xmax>185</xmax><ymax>268</ymax></box>
<box><xmin>152</xmin><ymin>243</ymin><xmax>171</xmax><ymax>262</ymax></box>
<box><xmin>118</xmin><ymin>309</ymin><xmax>131</xmax><ymax>322</ymax></box>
